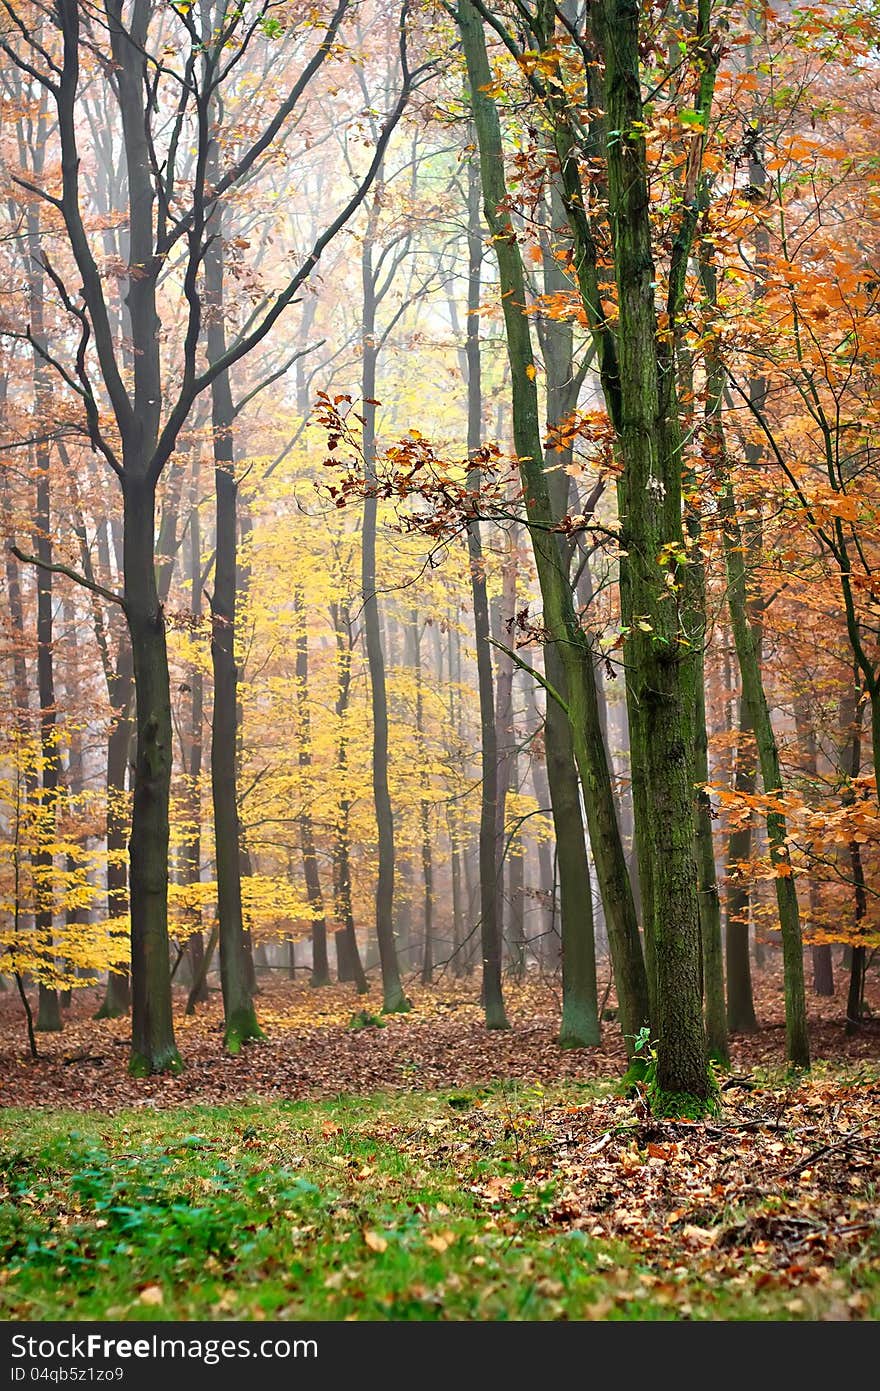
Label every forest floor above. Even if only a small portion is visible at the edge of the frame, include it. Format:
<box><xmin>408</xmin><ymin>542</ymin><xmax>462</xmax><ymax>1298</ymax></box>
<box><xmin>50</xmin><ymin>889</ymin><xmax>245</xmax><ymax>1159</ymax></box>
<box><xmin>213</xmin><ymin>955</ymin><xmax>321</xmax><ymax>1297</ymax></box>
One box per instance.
<box><xmin>1</xmin><ymin>967</ymin><xmax>878</xmax><ymax>1320</ymax></box>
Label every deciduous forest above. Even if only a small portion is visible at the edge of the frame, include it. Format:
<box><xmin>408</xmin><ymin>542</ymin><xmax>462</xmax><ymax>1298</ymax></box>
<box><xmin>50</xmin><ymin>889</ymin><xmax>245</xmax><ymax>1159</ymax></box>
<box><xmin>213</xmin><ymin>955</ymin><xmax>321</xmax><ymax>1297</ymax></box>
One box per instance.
<box><xmin>0</xmin><ymin>0</ymin><xmax>879</xmax><ymax>1326</ymax></box>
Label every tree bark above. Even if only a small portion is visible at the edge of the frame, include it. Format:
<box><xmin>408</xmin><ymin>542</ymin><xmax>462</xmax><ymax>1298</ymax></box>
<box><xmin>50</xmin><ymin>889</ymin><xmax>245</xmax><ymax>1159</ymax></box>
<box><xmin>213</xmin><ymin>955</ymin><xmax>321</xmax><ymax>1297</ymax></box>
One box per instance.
<box><xmin>703</xmin><ymin>327</ymin><xmax>809</xmax><ymax>1067</ymax></box>
<box><xmin>204</xmin><ymin>181</ymin><xmax>263</xmax><ymax>1053</ymax></box>
<box><xmin>183</xmin><ymin>465</ymin><xmax>208</xmax><ymax>1005</ymax></box>
<box><xmin>793</xmin><ymin>696</ymin><xmax>834</xmax><ymax>998</ymax></box>
<box><xmin>361</xmin><ymin>206</ymin><xmax>407</xmax><ymax>1013</ymax></box>
<box><xmin>25</xmin><ymin>103</ymin><xmax>62</xmax><ymax>1034</ymax></box>
<box><xmin>463</xmin><ymin>136</ymin><xmax>507</xmax><ymax>1027</ymax></box>
<box><xmin>294</xmin><ymin>590</ymin><xmax>330</xmax><ymax>987</ymax></box>
<box><xmin>408</xmin><ymin>613</ymin><xmax>435</xmax><ymax>985</ymax></box>
<box><xmin>331</xmin><ymin>602</ymin><xmax>368</xmax><ymax>993</ymax></box>
<box><xmin>124</xmin><ymin>474</ymin><xmax>180</xmax><ymax>1076</ymax></box>
<box><xmin>459</xmin><ymin>1</ymin><xmax>648</xmax><ymax>1053</ymax></box>
<box><xmin>537</xmin><ymin>184</ymin><xmax>600</xmax><ymax>1047</ymax></box>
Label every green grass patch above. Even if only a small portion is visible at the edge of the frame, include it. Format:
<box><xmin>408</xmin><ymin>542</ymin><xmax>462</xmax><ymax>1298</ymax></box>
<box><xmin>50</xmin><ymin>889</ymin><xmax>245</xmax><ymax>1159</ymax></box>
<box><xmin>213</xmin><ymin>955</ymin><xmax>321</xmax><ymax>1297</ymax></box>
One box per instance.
<box><xmin>0</xmin><ymin>1082</ymin><xmax>876</xmax><ymax>1321</ymax></box>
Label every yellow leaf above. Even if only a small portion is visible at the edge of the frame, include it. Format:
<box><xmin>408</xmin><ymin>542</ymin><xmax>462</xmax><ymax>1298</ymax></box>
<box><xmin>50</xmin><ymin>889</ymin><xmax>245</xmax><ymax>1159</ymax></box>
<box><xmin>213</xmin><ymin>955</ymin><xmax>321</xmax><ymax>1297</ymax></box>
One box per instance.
<box><xmin>426</xmin><ymin>1230</ymin><xmax>456</xmax><ymax>1253</ymax></box>
<box><xmin>525</xmin><ymin>363</ymin><xmax>537</xmax><ymax>380</ymax></box>
<box><xmin>363</xmin><ymin>1230</ymin><xmax>387</xmax><ymax>1253</ymax></box>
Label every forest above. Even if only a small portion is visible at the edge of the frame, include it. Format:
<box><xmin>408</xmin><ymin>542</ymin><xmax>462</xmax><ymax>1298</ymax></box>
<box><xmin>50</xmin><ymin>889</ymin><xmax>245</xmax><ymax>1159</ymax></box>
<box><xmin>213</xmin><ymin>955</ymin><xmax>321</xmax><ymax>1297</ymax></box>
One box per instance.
<box><xmin>0</xmin><ymin>0</ymin><xmax>879</xmax><ymax>1327</ymax></box>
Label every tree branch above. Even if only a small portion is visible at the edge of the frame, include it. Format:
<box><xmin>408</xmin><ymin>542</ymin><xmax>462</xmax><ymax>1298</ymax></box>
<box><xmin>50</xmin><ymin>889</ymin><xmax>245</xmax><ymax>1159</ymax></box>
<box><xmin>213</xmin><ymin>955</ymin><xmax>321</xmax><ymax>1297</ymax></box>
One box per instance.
<box><xmin>489</xmin><ymin>638</ymin><xmax>569</xmax><ymax>714</ymax></box>
<box><xmin>10</xmin><ymin>545</ymin><xmax>126</xmax><ymax>609</ymax></box>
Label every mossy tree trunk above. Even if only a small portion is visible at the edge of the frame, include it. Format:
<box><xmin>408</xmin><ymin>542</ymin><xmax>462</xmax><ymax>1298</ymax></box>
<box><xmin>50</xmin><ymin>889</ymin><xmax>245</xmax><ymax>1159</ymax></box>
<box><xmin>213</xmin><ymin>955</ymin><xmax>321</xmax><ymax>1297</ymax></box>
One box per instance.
<box><xmin>459</xmin><ymin>0</ymin><xmax>647</xmax><ymax>1051</ymax></box>
<box><xmin>590</xmin><ymin>0</ymin><xmax>712</xmax><ymax>1098</ymax></box>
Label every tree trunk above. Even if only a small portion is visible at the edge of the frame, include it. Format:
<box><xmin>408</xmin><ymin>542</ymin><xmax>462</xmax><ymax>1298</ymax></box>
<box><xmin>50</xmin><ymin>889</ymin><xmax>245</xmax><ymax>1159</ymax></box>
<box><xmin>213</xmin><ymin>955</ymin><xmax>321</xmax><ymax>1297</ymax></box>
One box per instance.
<box><xmin>537</xmin><ymin>187</ymin><xmax>601</xmax><ymax>1048</ymax></box>
<box><xmin>183</xmin><ymin>468</ymin><xmax>208</xmax><ymax>1006</ymax></box>
<box><xmin>124</xmin><ymin>474</ymin><xmax>181</xmax><ymax>1076</ymax></box>
<box><xmin>491</xmin><ymin>528</ymin><xmax>517</xmax><ymax>967</ymax></box>
<box><xmin>463</xmin><ymin>136</ymin><xmax>507</xmax><ymax>1028</ymax></box>
<box><xmin>545</xmin><ymin>646</ymin><xmax>600</xmax><ymax>1048</ymax></box>
<box><xmin>331</xmin><ymin>602</ymin><xmax>368</xmax><ymax>993</ymax></box>
<box><xmin>592</xmin><ymin>0</ymin><xmax>713</xmax><ymax>1099</ymax></box>
<box><xmin>726</xmin><ymin>689</ymin><xmax>760</xmax><ymax>1033</ymax></box>
<box><xmin>460</xmin><ymin>1</ymin><xmax>648</xmax><ymax>1053</ymax></box>
<box><xmin>793</xmin><ymin>696</ymin><xmax>834</xmax><ymax>998</ymax></box>
<box><xmin>186</xmin><ymin>924</ymin><xmax>218</xmax><ymax>1017</ymax></box>
<box><xmin>27</xmin><ymin>154</ymin><xmax>62</xmax><ymax>1034</ymax></box>
<box><xmin>361</xmin><ymin>218</ymin><xmax>407</xmax><ymax>1013</ymax></box>
<box><xmin>841</xmin><ymin>672</ymin><xmax>868</xmax><ymax>1034</ymax></box>
<box><xmin>690</xmin><ymin>566</ymin><xmax>728</xmax><ymax>1062</ymax></box>
<box><xmin>700</xmin><ymin>254</ymin><xmax>809</xmax><ymax>1066</ymax></box>
<box><xmin>712</xmin><ymin>445</ymin><xmax>809</xmax><ymax>1069</ymax></box>
<box><xmin>408</xmin><ymin>613</ymin><xmax>435</xmax><ymax>985</ymax></box>
<box><xmin>507</xmin><ymin>803</ymin><xmax>525</xmax><ymax>981</ymax></box>
<box><xmin>294</xmin><ymin>590</ymin><xmax>330</xmax><ymax>987</ymax></box>
<box><xmin>95</xmin><ymin>707</ymin><xmax>133</xmax><ymax>1018</ymax></box>
<box><xmin>204</xmin><ymin>189</ymin><xmax>263</xmax><ymax>1054</ymax></box>
<box><xmin>447</xmin><ymin>621</ymin><xmax>465</xmax><ymax>974</ymax></box>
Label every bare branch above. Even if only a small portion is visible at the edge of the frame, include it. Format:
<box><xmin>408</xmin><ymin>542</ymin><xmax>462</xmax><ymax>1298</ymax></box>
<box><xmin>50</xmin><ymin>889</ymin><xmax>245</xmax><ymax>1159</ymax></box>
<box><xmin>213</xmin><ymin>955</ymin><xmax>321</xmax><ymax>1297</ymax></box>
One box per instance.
<box><xmin>10</xmin><ymin>545</ymin><xmax>126</xmax><ymax>608</ymax></box>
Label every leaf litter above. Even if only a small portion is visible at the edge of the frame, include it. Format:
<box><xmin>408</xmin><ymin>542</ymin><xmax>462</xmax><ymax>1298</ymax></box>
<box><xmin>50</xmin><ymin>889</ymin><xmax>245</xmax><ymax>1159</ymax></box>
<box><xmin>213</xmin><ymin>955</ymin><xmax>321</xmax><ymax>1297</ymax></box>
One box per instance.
<box><xmin>1</xmin><ymin>971</ymin><xmax>878</xmax><ymax>1317</ymax></box>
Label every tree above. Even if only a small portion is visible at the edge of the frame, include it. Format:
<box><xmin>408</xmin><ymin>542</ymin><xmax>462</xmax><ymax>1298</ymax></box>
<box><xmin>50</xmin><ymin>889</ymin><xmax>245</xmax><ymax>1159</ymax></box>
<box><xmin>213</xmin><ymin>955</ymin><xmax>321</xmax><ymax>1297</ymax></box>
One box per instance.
<box><xmin>0</xmin><ymin>0</ymin><xmax>421</xmax><ymax>1072</ymax></box>
<box><xmin>457</xmin><ymin>0</ymin><xmax>650</xmax><ymax>1061</ymax></box>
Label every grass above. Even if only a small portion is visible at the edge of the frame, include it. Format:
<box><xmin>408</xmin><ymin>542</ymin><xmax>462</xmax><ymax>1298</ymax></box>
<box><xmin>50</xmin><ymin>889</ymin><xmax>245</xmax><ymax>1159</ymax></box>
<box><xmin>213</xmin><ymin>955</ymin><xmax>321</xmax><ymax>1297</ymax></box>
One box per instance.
<box><xmin>0</xmin><ymin>1082</ymin><xmax>877</xmax><ymax>1321</ymax></box>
